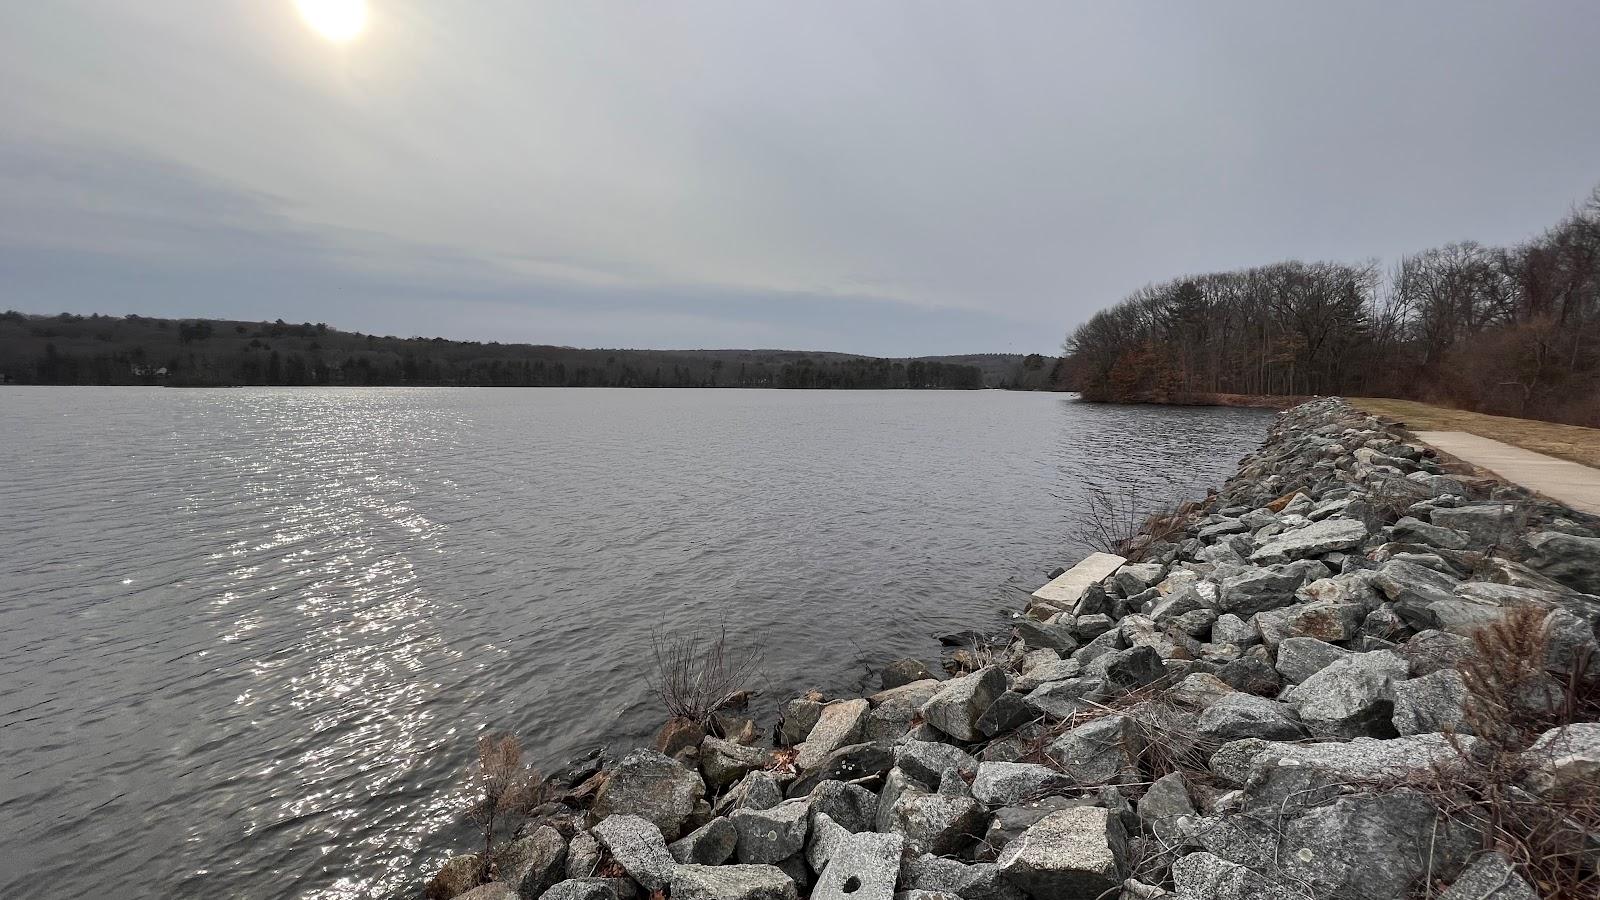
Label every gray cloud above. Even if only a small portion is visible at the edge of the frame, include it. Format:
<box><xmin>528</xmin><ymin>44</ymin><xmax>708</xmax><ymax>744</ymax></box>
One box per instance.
<box><xmin>2</xmin><ymin>1</ymin><xmax>1598</xmax><ymax>354</ymax></box>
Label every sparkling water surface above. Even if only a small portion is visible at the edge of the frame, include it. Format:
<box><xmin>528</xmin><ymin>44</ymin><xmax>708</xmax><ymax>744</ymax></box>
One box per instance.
<box><xmin>0</xmin><ymin>387</ymin><xmax>1271</xmax><ymax>899</ymax></box>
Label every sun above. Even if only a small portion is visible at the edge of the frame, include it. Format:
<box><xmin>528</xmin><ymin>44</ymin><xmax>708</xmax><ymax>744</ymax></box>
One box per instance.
<box><xmin>294</xmin><ymin>0</ymin><xmax>367</xmax><ymax>43</ymax></box>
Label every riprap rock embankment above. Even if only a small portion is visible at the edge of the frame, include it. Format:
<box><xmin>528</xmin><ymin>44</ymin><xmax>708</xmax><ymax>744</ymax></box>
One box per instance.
<box><xmin>429</xmin><ymin>397</ymin><xmax>1600</xmax><ymax>900</ymax></box>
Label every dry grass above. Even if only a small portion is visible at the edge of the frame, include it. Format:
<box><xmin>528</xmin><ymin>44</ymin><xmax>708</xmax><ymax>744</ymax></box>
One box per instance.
<box><xmin>1392</xmin><ymin>607</ymin><xmax>1600</xmax><ymax>898</ymax></box>
<box><xmin>1350</xmin><ymin>397</ymin><xmax>1600</xmax><ymax>469</ymax></box>
<box><xmin>468</xmin><ymin>734</ymin><xmax>544</xmax><ymax>877</ymax></box>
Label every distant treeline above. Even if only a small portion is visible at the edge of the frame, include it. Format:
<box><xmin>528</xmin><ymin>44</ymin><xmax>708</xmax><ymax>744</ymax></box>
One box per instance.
<box><xmin>0</xmin><ymin>312</ymin><xmax>1061</xmax><ymax>391</ymax></box>
<box><xmin>1063</xmin><ymin>185</ymin><xmax>1600</xmax><ymax>426</ymax></box>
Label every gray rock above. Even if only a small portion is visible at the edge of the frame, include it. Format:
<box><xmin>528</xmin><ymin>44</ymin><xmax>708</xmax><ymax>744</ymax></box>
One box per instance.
<box><xmin>1013</xmin><ymin>658</ymin><xmax>1084</xmax><ymax>692</ymax></box>
<box><xmin>1542</xmin><ymin>607</ymin><xmax>1600</xmax><ymax>677</ymax></box>
<box><xmin>1254</xmin><ymin>599</ymin><xmax>1365</xmax><ymax>650</ymax></box>
<box><xmin>592</xmin><ymin>749</ymin><xmax>706</xmax><ymax>840</ymax></box>
<box><xmin>1250</xmin><ymin>518</ymin><xmax>1369</xmax><ymax>564</ymax></box>
<box><xmin>1228</xmin><ymin>733</ymin><xmax>1479</xmax><ymax>786</ymax></box>
<box><xmin>1216</xmin><ymin>654</ymin><xmax>1282</xmax><ymax>696</ymax></box>
<box><xmin>1282</xmin><ymin>792</ymin><xmax>1477</xmax><ymax>899</ymax></box>
<box><xmin>1398</xmin><ymin>629</ymin><xmax>1475</xmax><ymax>676</ymax></box>
<box><xmin>1392</xmin><ymin>669</ymin><xmax>1473</xmax><ymax>736</ymax></box>
<box><xmin>714</xmin><ymin>770</ymin><xmax>784</xmax><ymax>816</ymax></box>
<box><xmin>670</xmin><ymin>865</ymin><xmax>799</xmax><ymax>900</ymax></box>
<box><xmin>978</xmin><ymin>797</ymin><xmax>1095</xmax><ymax>862</ymax></box>
<box><xmin>1169</xmin><ymin>851</ymin><xmax>1298</xmax><ymax>900</ymax></box>
<box><xmin>869</xmin><ymin>679</ymin><xmax>943</xmax><ymax>711</ymax></box>
<box><xmin>921</xmin><ymin>667</ymin><xmax>1006</xmax><ymax>741</ymax></box>
<box><xmin>428</xmin><ymin>854</ymin><xmax>486</xmax><ymax>900</ymax></box>
<box><xmin>1019</xmin><ymin>647</ymin><xmax>1060</xmax><ymax>671</ymax></box>
<box><xmin>1167</xmin><ymin>672</ymin><xmax>1236</xmax><ymax>709</ymax></box>
<box><xmin>1170</xmin><ymin>608</ymin><xmax>1220</xmax><ymax>640</ymax></box>
<box><xmin>810</xmin><ymin>829</ymin><xmax>904</xmax><ymax>900</ymax></box>
<box><xmin>806</xmin><ymin>779</ymin><xmax>879</xmax><ymax>834</ymax></box>
<box><xmin>669</xmin><ymin>816</ymin><xmax>739</xmax><ymax>866</ymax></box>
<box><xmin>702</xmin><ymin>737</ymin><xmax>773</xmax><ymax>790</ymax></box>
<box><xmin>1219</xmin><ymin>566</ymin><xmax>1310</xmax><ymax>617</ymax></box>
<box><xmin>1374</xmin><ymin>560</ymin><xmax>1462</xmax><ymax>626</ymax></box>
<box><xmin>805</xmin><ymin>811</ymin><xmax>850</xmax><ymax>872</ymax></box>
<box><xmin>1177</xmin><ymin>814</ymin><xmax>1281</xmax><ymax>870</ymax></box>
<box><xmin>995</xmin><ymin>807</ymin><xmax>1126</xmax><ymax>899</ymax></box>
<box><xmin>886</xmin><ymin>792</ymin><xmax>989</xmax><ymax>855</ymax></box>
<box><xmin>1044</xmin><ymin>715</ymin><xmax>1142</xmax><ymax>785</ymax></box>
<box><xmin>1014</xmin><ymin>618</ymin><xmax>1079</xmax><ymax>653</ymax></box>
<box><xmin>1274</xmin><ymin>636</ymin><xmax>1354</xmax><ymax>683</ymax></box>
<box><xmin>1286</xmin><ymin>649</ymin><xmax>1408</xmax><ymax>738</ymax></box>
<box><xmin>895</xmin><ymin>740</ymin><xmax>979</xmax><ymax>788</ymax></box>
<box><xmin>797</xmin><ymin>700</ymin><xmax>870</xmax><ymax>770</ymax></box>
<box><xmin>565</xmin><ymin>831</ymin><xmax>602</xmax><ymax>879</ymax></box>
<box><xmin>1431</xmin><ymin>504</ymin><xmax>1519</xmax><ymax>547</ymax></box>
<box><xmin>1137</xmin><ymin>772</ymin><xmax>1195</xmax><ymax>843</ymax></box>
<box><xmin>901</xmin><ymin>854</ymin><xmax>1024</xmax><ymax>900</ymax></box>
<box><xmin>1300</xmin><ymin>569</ymin><xmax>1385</xmax><ymax>606</ymax></box>
<box><xmin>1210</xmin><ymin>613</ymin><xmax>1258</xmax><ymax>647</ymax></box>
<box><xmin>1072</xmin><ymin>627</ymin><xmax>1125</xmax><ymax>667</ymax></box>
<box><xmin>592</xmin><ymin>815</ymin><xmax>674</xmax><ymax>890</ymax></box>
<box><xmin>539</xmin><ymin>881</ymin><xmax>624</xmax><ymax>900</ymax></box>
<box><xmin>1523</xmin><ymin>530</ymin><xmax>1600</xmax><ymax>594</ymax></box>
<box><xmin>971</xmin><ymin>762</ymin><xmax>1076</xmax><ymax>807</ymax></box>
<box><xmin>730</xmin><ymin>799</ymin><xmax>811</xmax><ymax>864</ymax></box>
<box><xmin>1438</xmin><ymin>852</ymin><xmax>1539</xmax><ymax>900</ymax></box>
<box><xmin>874</xmin><ymin>764</ymin><xmax>930</xmax><ymax>826</ymax></box>
<box><xmin>789</xmin><ymin>743</ymin><xmax>894</xmax><ymax>796</ymax></box>
<box><xmin>1075</xmin><ymin>613</ymin><xmax>1117</xmax><ymax>640</ymax></box>
<box><xmin>1196</xmin><ymin>693</ymin><xmax>1304</xmax><ymax>742</ymax></box>
<box><xmin>1085</xmin><ymin>646</ymin><xmax>1166</xmax><ymax>695</ymax></box>
<box><xmin>976</xmin><ymin>691</ymin><xmax>1036</xmax><ymax>737</ymax></box>
<box><xmin>1199</xmin><ymin>518</ymin><xmax>1250</xmax><ymax>540</ymax></box>
<box><xmin>501</xmin><ymin>825</ymin><xmax>568</xmax><ymax>899</ymax></box>
<box><xmin>881</xmin><ymin>658</ymin><xmax>939</xmax><ymax>690</ymax></box>
<box><xmin>1392</xmin><ymin>516</ymin><xmax>1471</xmax><ymax>550</ymax></box>
<box><xmin>1023</xmin><ymin>676</ymin><xmax>1106</xmax><ymax>719</ymax></box>
<box><xmin>779</xmin><ymin>698</ymin><xmax>825</xmax><ymax>746</ymax></box>
<box><xmin>1522</xmin><ymin>722</ymin><xmax>1600</xmax><ymax>797</ymax></box>
<box><xmin>1116</xmin><ymin>561</ymin><xmax>1169</xmax><ymax>594</ymax></box>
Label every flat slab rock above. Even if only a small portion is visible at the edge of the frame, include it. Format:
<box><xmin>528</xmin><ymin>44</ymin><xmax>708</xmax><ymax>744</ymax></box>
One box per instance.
<box><xmin>1030</xmin><ymin>553</ymin><xmax>1127</xmax><ymax>611</ymax></box>
<box><xmin>1250</xmin><ymin>518</ymin><xmax>1369</xmax><ymax>564</ymax></box>
<box><xmin>671</xmin><ymin>864</ymin><xmax>800</xmax><ymax>900</ymax></box>
<box><xmin>995</xmin><ymin>806</ymin><xmax>1125</xmax><ymax>898</ymax></box>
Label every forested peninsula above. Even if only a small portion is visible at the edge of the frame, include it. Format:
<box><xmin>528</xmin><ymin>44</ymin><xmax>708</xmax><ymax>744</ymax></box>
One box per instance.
<box><xmin>0</xmin><ymin>311</ymin><xmax>1061</xmax><ymax>390</ymax></box>
<box><xmin>1063</xmin><ymin>185</ymin><xmax>1600</xmax><ymax>426</ymax></box>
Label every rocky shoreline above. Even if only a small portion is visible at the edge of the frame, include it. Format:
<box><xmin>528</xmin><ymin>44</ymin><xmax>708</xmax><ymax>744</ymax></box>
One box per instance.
<box><xmin>426</xmin><ymin>398</ymin><xmax>1600</xmax><ymax>900</ymax></box>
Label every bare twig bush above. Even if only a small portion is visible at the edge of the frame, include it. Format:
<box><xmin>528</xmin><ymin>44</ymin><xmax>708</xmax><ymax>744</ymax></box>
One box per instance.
<box><xmin>649</xmin><ymin>626</ymin><xmax>762</xmax><ymax>731</ymax></box>
<box><xmin>1386</xmin><ymin>607</ymin><xmax>1600</xmax><ymax>898</ymax></box>
<box><xmin>468</xmin><ymin>733</ymin><xmax>544</xmax><ymax>878</ymax></box>
<box><xmin>1073</xmin><ymin>485</ymin><xmax>1193</xmax><ymax>562</ymax></box>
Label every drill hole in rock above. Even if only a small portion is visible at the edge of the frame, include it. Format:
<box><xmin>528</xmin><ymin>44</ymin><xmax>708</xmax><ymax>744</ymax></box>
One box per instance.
<box><xmin>841</xmin><ymin>876</ymin><xmax>862</xmax><ymax>894</ymax></box>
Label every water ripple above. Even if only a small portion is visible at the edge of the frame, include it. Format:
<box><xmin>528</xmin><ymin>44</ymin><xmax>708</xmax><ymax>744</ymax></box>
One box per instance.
<box><xmin>0</xmin><ymin>387</ymin><xmax>1269</xmax><ymax>899</ymax></box>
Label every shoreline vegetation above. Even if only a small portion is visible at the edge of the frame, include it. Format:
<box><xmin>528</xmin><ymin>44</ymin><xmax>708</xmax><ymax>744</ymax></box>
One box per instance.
<box><xmin>1061</xmin><ymin>185</ymin><xmax>1600</xmax><ymax>428</ymax></box>
<box><xmin>420</xmin><ymin>397</ymin><xmax>1600</xmax><ymax>900</ymax></box>
<box><xmin>0</xmin><ymin>310</ymin><xmax>1060</xmax><ymax>391</ymax></box>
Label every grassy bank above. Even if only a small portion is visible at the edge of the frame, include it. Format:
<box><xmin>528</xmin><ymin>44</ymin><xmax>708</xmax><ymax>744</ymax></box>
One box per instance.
<box><xmin>1350</xmin><ymin>397</ymin><xmax>1600</xmax><ymax>469</ymax></box>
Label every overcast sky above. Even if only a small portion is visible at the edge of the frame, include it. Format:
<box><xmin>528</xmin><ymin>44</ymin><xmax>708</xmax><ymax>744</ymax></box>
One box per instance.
<box><xmin>2</xmin><ymin>2</ymin><xmax>1598</xmax><ymax>355</ymax></box>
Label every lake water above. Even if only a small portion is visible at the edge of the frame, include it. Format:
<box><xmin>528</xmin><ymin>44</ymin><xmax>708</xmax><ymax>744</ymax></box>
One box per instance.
<box><xmin>0</xmin><ymin>388</ymin><xmax>1271</xmax><ymax>899</ymax></box>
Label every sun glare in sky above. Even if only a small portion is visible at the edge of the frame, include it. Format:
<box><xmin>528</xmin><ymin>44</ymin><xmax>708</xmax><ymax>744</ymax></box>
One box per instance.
<box><xmin>293</xmin><ymin>0</ymin><xmax>367</xmax><ymax>43</ymax></box>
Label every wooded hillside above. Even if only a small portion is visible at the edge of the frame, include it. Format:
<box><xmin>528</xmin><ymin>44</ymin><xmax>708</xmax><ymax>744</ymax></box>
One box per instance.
<box><xmin>0</xmin><ymin>312</ymin><xmax>1058</xmax><ymax>391</ymax></box>
<box><xmin>1064</xmin><ymin>186</ymin><xmax>1600</xmax><ymax>426</ymax></box>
